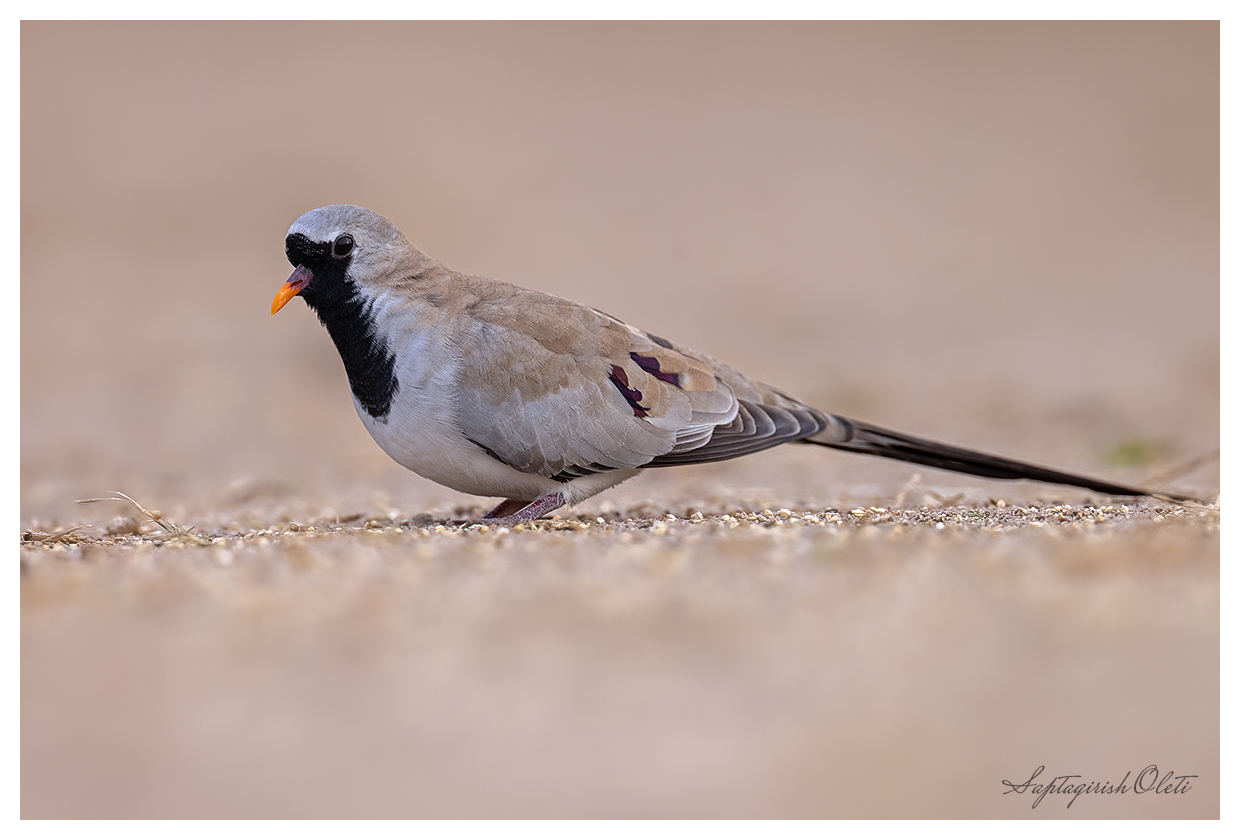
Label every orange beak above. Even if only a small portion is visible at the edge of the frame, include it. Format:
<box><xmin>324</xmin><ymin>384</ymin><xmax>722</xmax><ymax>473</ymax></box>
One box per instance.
<box><xmin>272</xmin><ymin>265</ymin><xmax>314</xmax><ymax>314</ymax></box>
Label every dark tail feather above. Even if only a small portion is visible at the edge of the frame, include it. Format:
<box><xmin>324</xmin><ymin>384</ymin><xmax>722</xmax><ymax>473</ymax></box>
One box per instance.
<box><xmin>806</xmin><ymin>418</ymin><xmax>1196</xmax><ymax>502</ymax></box>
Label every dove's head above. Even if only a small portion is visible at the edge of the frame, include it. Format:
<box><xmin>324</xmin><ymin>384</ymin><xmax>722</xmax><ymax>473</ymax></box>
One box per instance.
<box><xmin>273</xmin><ymin>204</ymin><xmax>419</xmax><ymax>315</ymax></box>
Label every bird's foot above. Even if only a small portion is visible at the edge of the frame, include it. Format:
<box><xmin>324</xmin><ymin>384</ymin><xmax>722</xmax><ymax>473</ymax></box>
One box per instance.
<box><xmin>480</xmin><ymin>491</ymin><xmax>568</xmax><ymax>526</ymax></box>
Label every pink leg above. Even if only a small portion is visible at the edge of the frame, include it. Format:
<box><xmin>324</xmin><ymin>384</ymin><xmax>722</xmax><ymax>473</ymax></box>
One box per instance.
<box><xmin>483</xmin><ymin>498</ymin><xmax>529</xmax><ymax>519</ymax></box>
<box><xmin>481</xmin><ymin>490</ymin><xmax>568</xmax><ymax>525</ymax></box>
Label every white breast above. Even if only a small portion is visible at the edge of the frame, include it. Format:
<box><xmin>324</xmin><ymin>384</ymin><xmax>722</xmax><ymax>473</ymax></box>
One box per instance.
<box><xmin>352</xmin><ymin>293</ymin><xmax>564</xmax><ymax>502</ymax></box>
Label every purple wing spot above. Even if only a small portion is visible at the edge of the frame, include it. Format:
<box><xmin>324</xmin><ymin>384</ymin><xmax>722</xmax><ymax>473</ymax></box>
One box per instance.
<box><xmin>629</xmin><ymin>352</ymin><xmax>681</xmax><ymax>386</ymax></box>
<box><xmin>609</xmin><ymin>364</ymin><xmax>649</xmax><ymax>417</ymax></box>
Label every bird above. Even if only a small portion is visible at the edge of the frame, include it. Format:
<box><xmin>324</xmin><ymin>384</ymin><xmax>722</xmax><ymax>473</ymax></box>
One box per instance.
<box><xmin>272</xmin><ymin>204</ymin><xmax>1187</xmax><ymax>524</ymax></box>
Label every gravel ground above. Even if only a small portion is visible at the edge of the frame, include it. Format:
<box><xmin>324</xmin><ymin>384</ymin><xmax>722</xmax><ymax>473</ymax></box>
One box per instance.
<box><xmin>21</xmin><ymin>497</ymin><xmax>1219</xmax><ymax>818</ymax></box>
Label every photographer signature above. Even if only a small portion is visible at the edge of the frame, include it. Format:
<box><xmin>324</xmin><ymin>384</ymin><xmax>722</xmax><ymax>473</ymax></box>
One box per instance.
<box><xmin>1002</xmin><ymin>764</ymin><xmax>1196</xmax><ymax>809</ymax></box>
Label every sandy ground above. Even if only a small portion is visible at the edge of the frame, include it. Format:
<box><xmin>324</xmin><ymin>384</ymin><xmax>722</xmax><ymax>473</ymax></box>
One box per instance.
<box><xmin>20</xmin><ymin>498</ymin><xmax>1220</xmax><ymax>818</ymax></box>
<box><xmin>21</xmin><ymin>22</ymin><xmax>1219</xmax><ymax>818</ymax></box>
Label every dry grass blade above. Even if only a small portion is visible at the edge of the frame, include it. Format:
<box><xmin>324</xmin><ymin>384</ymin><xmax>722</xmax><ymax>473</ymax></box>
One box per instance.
<box><xmin>1141</xmin><ymin>448</ymin><xmax>1220</xmax><ymax>490</ymax></box>
<box><xmin>76</xmin><ymin>491</ymin><xmax>190</xmax><ymax>537</ymax></box>
<box><xmin>22</xmin><ymin>526</ymin><xmax>87</xmax><ymax>545</ymax></box>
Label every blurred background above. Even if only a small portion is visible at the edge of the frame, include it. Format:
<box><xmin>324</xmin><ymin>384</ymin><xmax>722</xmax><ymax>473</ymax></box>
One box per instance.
<box><xmin>21</xmin><ymin>22</ymin><xmax>1218</xmax><ymax>818</ymax></box>
<box><xmin>21</xmin><ymin>21</ymin><xmax>1218</xmax><ymax>526</ymax></box>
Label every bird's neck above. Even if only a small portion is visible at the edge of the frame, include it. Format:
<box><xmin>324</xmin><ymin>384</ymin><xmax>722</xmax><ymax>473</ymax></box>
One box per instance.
<box><xmin>304</xmin><ymin>282</ymin><xmax>400</xmax><ymax>422</ymax></box>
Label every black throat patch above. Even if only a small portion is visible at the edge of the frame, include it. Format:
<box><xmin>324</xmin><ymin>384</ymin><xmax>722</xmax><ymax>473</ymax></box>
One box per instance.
<box><xmin>286</xmin><ymin>233</ymin><xmax>399</xmax><ymax>421</ymax></box>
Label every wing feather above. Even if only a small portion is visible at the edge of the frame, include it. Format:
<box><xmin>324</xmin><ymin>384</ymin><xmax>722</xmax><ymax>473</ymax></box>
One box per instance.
<box><xmin>450</xmin><ymin>284</ymin><xmax>823</xmax><ymax>477</ymax></box>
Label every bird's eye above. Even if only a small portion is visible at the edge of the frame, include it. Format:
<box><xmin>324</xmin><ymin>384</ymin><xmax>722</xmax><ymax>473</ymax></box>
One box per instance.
<box><xmin>333</xmin><ymin>235</ymin><xmax>354</xmax><ymax>257</ymax></box>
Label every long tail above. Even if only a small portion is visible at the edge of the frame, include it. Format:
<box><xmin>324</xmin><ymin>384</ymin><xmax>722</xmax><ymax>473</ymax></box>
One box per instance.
<box><xmin>806</xmin><ymin>417</ymin><xmax>1196</xmax><ymax>502</ymax></box>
